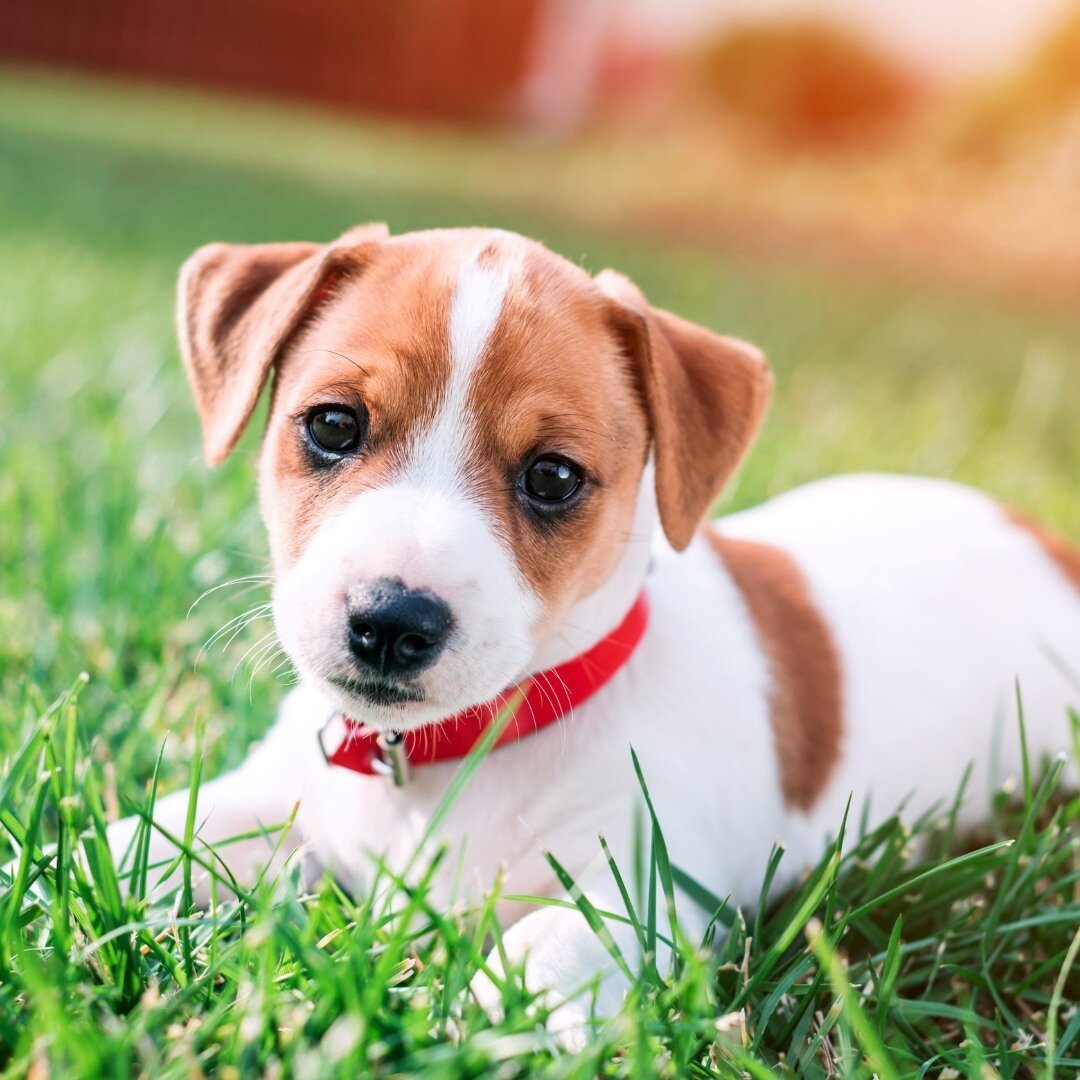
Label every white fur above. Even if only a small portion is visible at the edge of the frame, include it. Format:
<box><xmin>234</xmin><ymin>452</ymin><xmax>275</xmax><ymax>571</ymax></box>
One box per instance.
<box><xmin>721</xmin><ymin>475</ymin><xmax>1080</xmax><ymax>852</ymax></box>
<box><xmin>117</xmin><ymin>255</ymin><xmax>1080</xmax><ymax>1053</ymax></box>
<box><xmin>118</xmin><ymin>471</ymin><xmax>1079</xmax><ymax>1044</ymax></box>
<box><xmin>409</xmin><ymin>252</ymin><xmax>510</xmax><ymax>493</ymax></box>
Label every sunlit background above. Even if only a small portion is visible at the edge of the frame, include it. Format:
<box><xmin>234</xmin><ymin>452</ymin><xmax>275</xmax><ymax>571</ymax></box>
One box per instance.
<box><xmin>6</xmin><ymin>0</ymin><xmax>1080</xmax><ymax>301</ymax></box>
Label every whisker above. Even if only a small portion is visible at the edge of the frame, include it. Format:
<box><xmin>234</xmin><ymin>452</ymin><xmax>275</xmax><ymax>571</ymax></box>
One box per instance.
<box><xmin>231</xmin><ymin>631</ymin><xmax>280</xmax><ymax>680</ymax></box>
<box><xmin>198</xmin><ymin>603</ymin><xmax>274</xmax><ymax>658</ymax></box>
<box><xmin>248</xmin><ymin>643</ymin><xmax>289</xmax><ymax>696</ymax></box>
<box><xmin>188</xmin><ymin>574</ymin><xmax>272</xmax><ymax>617</ymax></box>
<box><xmin>196</xmin><ymin>607</ymin><xmax>274</xmax><ymax>671</ymax></box>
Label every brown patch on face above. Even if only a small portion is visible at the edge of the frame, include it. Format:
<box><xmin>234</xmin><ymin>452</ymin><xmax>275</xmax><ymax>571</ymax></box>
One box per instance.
<box><xmin>464</xmin><ymin>246</ymin><xmax>651</xmax><ymax>633</ymax></box>
<box><xmin>1005</xmin><ymin>509</ymin><xmax>1080</xmax><ymax>594</ymax></box>
<box><xmin>706</xmin><ymin>531</ymin><xmax>844</xmax><ymax>811</ymax></box>
<box><xmin>258</xmin><ymin>233</ymin><xmax>463</xmax><ymax>567</ymax></box>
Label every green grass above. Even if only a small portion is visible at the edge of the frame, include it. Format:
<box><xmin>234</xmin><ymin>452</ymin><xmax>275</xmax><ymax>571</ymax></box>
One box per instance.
<box><xmin>0</xmin><ymin>68</ymin><xmax>1078</xmax><ymax>1077</ymax></box>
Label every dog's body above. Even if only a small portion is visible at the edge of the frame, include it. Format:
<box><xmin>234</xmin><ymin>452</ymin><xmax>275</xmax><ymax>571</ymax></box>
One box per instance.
<box><xmin>110</xmin><ymin>225</ymin><xmax>1080</xmax><ymax>1036</ymax></box>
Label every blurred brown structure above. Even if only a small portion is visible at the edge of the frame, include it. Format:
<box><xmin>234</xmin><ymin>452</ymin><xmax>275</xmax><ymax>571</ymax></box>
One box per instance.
<box><xmin>0</xmin><ymin>0</ymin><xmax>546</xmax><ymax>122</ymax></box>
<box><xmin>694</xmin><ymin>22</ymin><xmax>920</xmax><ymax>149</ymax></box>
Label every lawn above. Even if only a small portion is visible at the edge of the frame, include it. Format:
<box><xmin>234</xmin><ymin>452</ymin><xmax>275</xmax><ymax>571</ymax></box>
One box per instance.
<box><xmin>0</xmin><ymin>69</ymin><xmax>1078</xmax><ymax>1078</ymax></box>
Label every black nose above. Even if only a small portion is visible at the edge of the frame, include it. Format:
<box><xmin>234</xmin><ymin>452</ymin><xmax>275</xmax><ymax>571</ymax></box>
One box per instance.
<box><xmin>347</xmin><ymin>580</ymin><xmax>451</xmax><ymax>678</ymax></box>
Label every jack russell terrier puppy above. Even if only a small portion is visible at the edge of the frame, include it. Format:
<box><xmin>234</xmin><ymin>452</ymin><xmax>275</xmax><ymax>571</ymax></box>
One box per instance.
<box><xmin>109</xmin><ymin>223</ymin><xmax>1080</xmax><ymax>1038</ymax></box>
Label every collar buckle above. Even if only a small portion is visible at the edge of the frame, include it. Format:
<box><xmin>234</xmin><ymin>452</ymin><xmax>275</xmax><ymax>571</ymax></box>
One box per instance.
<box><xmin>371</xmin><ymin>730</ymin><xmax>411</xmax><ymax>787</ymax></box>
<box><xmin>317</xmin><ymin>713</ymin><xmax>411</xmax><ymax>786</ymax></box>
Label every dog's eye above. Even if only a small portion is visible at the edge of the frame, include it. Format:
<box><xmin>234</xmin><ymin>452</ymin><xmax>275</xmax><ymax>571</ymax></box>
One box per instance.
<box><xmin>523</xmin><ymin>456</ymin><xmax>582</xmax><ymax>503</ymax></box>
<box><xmin>307</xmin><ymin>407</ymin><xmax>362</xmax><ymax>455</ymax></box>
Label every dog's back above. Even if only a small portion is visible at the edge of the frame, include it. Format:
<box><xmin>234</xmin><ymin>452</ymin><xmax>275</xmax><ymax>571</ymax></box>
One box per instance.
<box><xmin>716</xmin><ymin>473</ymin><xmax>1080</xmax><ymax>842</ymax></box>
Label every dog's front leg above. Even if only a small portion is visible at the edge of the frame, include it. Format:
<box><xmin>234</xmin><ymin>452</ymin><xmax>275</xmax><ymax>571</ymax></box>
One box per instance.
<box><xmin>107</xmin><ymin>728</ymin><xmax>312</xmax><ymax>904</ymax></box>
<box><xmin>475</xmin><ymin>891</ymin><xmax>642</xmax><ymax>1050</ymax></box>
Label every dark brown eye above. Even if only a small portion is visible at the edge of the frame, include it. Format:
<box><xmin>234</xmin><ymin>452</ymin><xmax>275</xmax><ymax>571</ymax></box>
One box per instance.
<box><xmin>523</xmin><ymin>456</ymin><xmax>582</xmax><ymax>503</ymax></box>
<box><xmin>306</xmin><ymin>407</ymin><xmax>362</xmax><ymax>455</ymax></box>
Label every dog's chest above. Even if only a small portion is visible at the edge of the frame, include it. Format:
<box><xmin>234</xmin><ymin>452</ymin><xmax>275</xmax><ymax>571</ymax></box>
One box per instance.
<box><xmin>290</xmin><ymin>713</ymin><xmax>630</xmax><ymax>905</ymax></box>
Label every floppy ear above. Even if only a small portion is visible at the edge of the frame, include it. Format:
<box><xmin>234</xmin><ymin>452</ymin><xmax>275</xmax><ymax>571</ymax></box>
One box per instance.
<box><xmin>177</xmin><ymin>222</ymin><xmax>390</xmax><ymax>465</ymax></box>
<box><xmin>596</xmin><ymin>270</ymin><xmax>772</xmax><ymax>551</ymax></box>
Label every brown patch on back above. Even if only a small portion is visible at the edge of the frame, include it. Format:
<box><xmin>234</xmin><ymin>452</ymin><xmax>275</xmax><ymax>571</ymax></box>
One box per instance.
<box><xmin>706</xmin><ymin>531</ymin><xmax>843</xmax><ymax>811</ymax></box>
<box><xmin>1006</xmin><ymin>509</ymin><xmax>1080</xmax><ymax>594</ymax></box>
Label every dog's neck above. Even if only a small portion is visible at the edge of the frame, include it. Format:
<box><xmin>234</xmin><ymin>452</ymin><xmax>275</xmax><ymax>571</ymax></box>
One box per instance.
<box><xmin>527</xmin><ymin>463</ymin><xmax>659</xmax><ymax>674</ymax></box>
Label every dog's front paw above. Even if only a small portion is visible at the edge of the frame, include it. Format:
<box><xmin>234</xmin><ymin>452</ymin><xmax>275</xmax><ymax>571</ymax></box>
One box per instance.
<box><xmin>474</xmin><ymin>900</ymin><xmax>631</xmax><ymax>1051</ymax></box>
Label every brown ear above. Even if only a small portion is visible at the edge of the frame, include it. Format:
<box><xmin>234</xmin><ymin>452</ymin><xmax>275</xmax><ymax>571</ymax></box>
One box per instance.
<box><xmin>596</xmin><ymin>270</ymin><xmax>772</xmax><ymax>551</ymax></box>
<box><xmin>178</xmin><ymin>222</ymin><xmax>390</xmax><ymax>465</ymax></box>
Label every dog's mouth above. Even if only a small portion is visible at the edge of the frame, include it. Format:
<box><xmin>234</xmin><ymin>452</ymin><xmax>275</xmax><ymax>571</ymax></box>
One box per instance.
<box><xmin>327</xmin><ymin>674</ymin><xmax>426</xmax><ymax>708</ymax></box>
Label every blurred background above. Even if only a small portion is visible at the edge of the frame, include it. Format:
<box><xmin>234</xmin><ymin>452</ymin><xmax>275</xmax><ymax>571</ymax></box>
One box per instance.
<box><xmin>0</xmin><ymin>2</ymin><xmax>1077</xmax><ymax>773</ymax></box>
<box><xmin>6</xmin><ymin>0</ymin><xmax>1080</xmax><ymax>301</ymax></box>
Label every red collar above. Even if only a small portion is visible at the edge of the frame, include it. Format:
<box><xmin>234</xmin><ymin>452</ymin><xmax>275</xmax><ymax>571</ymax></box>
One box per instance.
<box><xmin>319</xmin><ymin>591</ymin><xmax>649</xmax><ymax>783</ymax></box>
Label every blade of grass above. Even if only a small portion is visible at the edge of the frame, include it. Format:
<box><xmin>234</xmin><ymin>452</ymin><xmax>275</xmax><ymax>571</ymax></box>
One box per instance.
<box><xmin>1045</xmin><ymin>919</ymin><xmax>1080</xmax><ymax>1080</ymax></box>
<box><xmin>806</xmin><ymin>918</ymin><xmax>901</xmax><ymax>1080</ymax></box>
<box><xmin>598</xmin><ymin>833</ymin><xmax>646</xmax><ymax>956</ymax></box>
<box><xmin>630</xmin><ymin>748</ymin><xmax>683</xmax><ymax>978</ymax></box>
<box><xmin>403</xmin><ymin>689</ymin><xmax>524</xmax><ymax>878</ymax></box>
<box><xmin>543</xmin><ymin>848</ymin><xmax>633</xmax><ymax>981</ymax></box>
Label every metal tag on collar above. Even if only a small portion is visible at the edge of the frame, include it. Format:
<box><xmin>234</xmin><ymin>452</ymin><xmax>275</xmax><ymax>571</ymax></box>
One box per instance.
<box><xmin>372</xmin><ymin>730</ymin><xmax>410</xmax><ymax>786</ymax></box>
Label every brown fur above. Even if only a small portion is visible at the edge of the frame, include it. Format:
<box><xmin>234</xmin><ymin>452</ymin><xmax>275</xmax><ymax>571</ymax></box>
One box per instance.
<box><xmin>260</xmin><ymin>232</ymin><xmax>463</xmax><ymax>566</ymax></box>
<box><xmin>178</xmin><ymin>222</ymin><xmax>390</xmax><ymax>465</ymax></box>
<box><xmin>707</xmin><ymin>531</ymin><xmax>844</xmax><ymax>811</ymax></box>
<box><xmin>1006</xmin><ymin>510</ymin><xmax>1080</xmax><ymax>594</ymax></box>
<box><xmin>464</xmin><ymin>247</ymin><xmax>650</xmax><ymax>633</ymax></box>
<box><xmin>595</xmin><ymin>270</ymin><xmax>773</xmax><ymax>551</ymax></box>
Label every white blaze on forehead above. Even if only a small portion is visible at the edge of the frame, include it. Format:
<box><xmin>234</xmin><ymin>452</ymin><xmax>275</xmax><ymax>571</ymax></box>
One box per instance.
<box><xmin>450</xmin><ymin>257</ymin><xmax>510</xmax><ymax>381</ymax></box>
<box><xmin>407</xmin><ymin>246</ymin><xmax>512</xmax><ymax>492</ymax></box>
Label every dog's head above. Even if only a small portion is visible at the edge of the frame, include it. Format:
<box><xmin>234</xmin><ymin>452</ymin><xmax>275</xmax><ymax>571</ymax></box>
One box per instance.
<box><xmin>179</xmin><ymin>225</ymin><xmax>771</xmax><ymax>729</ymax></box>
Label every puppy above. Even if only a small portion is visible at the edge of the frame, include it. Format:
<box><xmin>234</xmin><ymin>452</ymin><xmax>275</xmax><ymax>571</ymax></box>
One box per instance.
<box><xmin>110</xmin><ymin>223</ymin><xmax>1080</xmax><ymax>1038</ymax></box>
